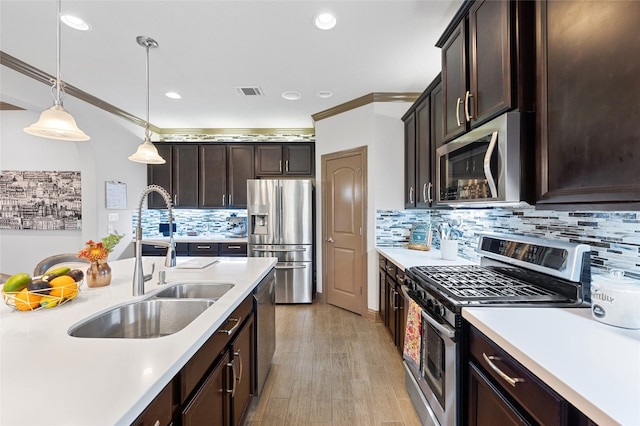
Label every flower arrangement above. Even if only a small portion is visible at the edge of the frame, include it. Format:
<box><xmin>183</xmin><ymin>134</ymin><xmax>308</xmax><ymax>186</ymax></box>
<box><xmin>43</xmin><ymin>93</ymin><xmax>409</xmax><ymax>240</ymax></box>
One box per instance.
<box><xmin>78</xmin><ymin>232</ymin><xmax>124</xmax><ymax>262</ymax></box>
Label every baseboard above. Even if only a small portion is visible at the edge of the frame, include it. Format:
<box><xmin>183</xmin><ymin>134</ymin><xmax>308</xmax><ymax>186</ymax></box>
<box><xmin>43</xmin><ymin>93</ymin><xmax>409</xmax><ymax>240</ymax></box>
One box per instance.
<box><xmin>366</xmin><ymin>309</ymin><xmax>382</xmax><ymax>323</ymax></box>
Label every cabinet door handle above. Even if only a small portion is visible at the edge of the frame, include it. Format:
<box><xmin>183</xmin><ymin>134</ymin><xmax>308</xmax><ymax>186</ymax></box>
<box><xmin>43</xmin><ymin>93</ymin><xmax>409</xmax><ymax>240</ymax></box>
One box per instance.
<box><xmin>285</xmin><ymin>160</ymin><xmax>289</xmax><ymax>173</ymax></box>
<box><xmin>222</xmin><ymin>194</ymin><xmax>226</xmax><ymax>206</ymax></box>
<box><xmin>196</xmin><ymin>245</ymin><xmax>211</xmax><ymax>249</ymax></box>
<box><xmin>409</xmin><ymin>187</ymin><xmax>414</xmax><ymax>204</ymax></box>
<box><xmin>226</xmin><ymin>360</ymin><xmax>237</xmax><ymax>397</ymax></box>
<box><xmin>427</xmin><ymin>182</ymin><xmax>433</xmax><ymax>203</ymax></box>
<box><xmin>456</xmin><ymin>97</ymin><xmax>464</xmax><ymax>126</ymax></box>
<box><xmin>218</xmin><ymin>317</ymin><xmax>241</xmax><ymax>335</ymax></box>
<box><xmin>228</xmin><ymin>194</ymin><xmax>232</xmax><ymax>206</ymax></box>
<box><xmin>174</xmin><ymin>194</ymin><xmax>178</xmax><ymax>206</ymax></box>
<box><xmin>226</xmin><ymin>245</ymin><xmax>242</xmax><ymax>249</ymax></box>
<box><xmin>464</xmin><ymin>91</ymin><xmax>474</xmax><ymax>121</ymax></box>
<box><xmin>279</xmin><ymin>160</ymin><xmax>282</xmax><ymax>173</ymax></box>
<box><xmin>422</xmin><ymin>183</ymin><xmax>427</xmax><ymax>203</ymax></box>
<box><xmin>234</xmin><ymin>349</ymin><xmax>243</xmax><ymax>385</ymax></box>
<box><xmin>482</xmin><ymin>353</ymin><xmax>525</xmax><ymax>387</ymax></box>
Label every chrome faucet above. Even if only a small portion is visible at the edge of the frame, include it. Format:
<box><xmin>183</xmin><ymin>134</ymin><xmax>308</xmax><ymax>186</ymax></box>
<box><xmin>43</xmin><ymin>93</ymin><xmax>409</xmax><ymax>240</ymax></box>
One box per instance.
<box><xmin>133</xmin><ymin>184</ymin><xmax>176</xmax><ymax>296</ymax></box>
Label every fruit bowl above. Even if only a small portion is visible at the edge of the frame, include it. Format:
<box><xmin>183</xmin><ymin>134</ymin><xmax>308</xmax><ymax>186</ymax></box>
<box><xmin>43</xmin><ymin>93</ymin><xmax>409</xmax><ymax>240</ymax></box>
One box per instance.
<box><xmin>2</xmin><ymin>270</ymin><xmax>84</xmax><ymax>312</ymax></box>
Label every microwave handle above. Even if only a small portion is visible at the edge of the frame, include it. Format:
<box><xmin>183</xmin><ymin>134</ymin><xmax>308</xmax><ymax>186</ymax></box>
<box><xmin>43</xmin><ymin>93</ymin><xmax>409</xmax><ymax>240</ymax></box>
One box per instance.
<box><xmin>483</xmin><ymin>131</ymin><xmax>499</xmax><ymax>198</ymax></box>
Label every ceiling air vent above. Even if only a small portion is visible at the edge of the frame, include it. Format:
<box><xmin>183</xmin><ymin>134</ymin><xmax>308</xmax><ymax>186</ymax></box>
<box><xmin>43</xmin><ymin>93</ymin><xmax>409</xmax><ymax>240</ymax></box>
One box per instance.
<box><xmin>235</xmin><ymin>86</ymin><xmax>264</xmax><ymax>96</ymax></box>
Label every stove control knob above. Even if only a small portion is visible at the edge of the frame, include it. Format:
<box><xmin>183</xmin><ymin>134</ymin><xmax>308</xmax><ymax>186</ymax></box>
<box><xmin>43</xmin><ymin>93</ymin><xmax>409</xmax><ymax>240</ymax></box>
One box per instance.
<box><xmin>433</xmin><ymin>302</ymin><xmax>444</xmax><ymax>317</ymax></box>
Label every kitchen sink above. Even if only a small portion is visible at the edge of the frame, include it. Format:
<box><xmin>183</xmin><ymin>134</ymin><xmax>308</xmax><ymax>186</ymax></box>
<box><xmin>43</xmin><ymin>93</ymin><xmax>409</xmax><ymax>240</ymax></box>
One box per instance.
<box><xmin>151</xmin><ymin>282</ymin><xmax>235</xmax><ymax>300</ymax></box>
<box><xmin>68</xmin><ymin>299</ymin><xmax>215</xmax><ymax>339</ymax></box>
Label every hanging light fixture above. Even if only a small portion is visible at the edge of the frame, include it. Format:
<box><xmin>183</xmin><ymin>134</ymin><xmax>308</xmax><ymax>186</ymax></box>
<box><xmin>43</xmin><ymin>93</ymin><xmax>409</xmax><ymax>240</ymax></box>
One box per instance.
<box><xmin>128</xmin><ymin>35</ymin><xmax>165</xmax><ymax>164</ymax></box>
<box><xmin>24</xmin><ymin>0</ymin><xmax>90</xmax><ymax>141</ymax></box>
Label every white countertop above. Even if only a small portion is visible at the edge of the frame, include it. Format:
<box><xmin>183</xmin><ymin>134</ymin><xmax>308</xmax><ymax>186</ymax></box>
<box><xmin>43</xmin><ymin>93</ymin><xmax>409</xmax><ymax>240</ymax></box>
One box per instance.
<box><xmin>376</xmin><ymin>245</ymin><xmax>477</xmax><ymax>270</ymax></box>
<box><xmin>0</xmin><ymin>256</ymin><xmax>276</xmax><ymax>425</ymax></box>
<box><xmin>463</xmin><ymin>307</ymin><xmax>640</xmax><ymax>425</ymax></box>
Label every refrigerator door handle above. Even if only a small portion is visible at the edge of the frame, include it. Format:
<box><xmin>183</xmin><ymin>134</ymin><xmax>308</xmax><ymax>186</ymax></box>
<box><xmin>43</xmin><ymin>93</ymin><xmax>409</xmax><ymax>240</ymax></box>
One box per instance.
<box><xmin>275</xmin><ymin>264</ymin><xmax>307</xmax><ymax>270</ymax></box>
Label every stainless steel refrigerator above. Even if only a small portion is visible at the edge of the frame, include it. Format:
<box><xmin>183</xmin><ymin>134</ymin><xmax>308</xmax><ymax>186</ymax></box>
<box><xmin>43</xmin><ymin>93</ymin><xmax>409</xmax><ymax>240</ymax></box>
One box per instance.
<box><xmin>247</xmin><ymin>179</ymin><xmax>313</xmax><ymax>303</ymax></box>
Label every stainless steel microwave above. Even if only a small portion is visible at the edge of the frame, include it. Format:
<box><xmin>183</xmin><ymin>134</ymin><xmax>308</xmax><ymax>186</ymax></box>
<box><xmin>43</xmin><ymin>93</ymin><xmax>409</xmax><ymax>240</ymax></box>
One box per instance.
<box><xmin>435</xmin><ymin>112</ymin><xmax>531</xmax><ymax>207</ymax></box>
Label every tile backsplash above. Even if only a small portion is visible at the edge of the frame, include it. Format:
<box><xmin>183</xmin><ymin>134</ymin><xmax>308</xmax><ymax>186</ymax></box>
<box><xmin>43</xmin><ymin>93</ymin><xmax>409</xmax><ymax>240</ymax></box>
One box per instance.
<box><xmin>133</xmin><ymin>209</ymin><xmax>247</xmax><ymax>238</ymax></box>
<box><xmin>376</xmin><ymin>208</ymin><xmax>640</xmax><ymax>279</ymax></box>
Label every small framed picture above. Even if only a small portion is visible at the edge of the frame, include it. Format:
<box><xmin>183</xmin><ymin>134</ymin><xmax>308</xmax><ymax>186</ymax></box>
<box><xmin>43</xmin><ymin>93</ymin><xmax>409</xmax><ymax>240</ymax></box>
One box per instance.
<box><xmin>408</xmin><ymin>222</ymin><xmax>432</xmax><ymax>251</ymax></box>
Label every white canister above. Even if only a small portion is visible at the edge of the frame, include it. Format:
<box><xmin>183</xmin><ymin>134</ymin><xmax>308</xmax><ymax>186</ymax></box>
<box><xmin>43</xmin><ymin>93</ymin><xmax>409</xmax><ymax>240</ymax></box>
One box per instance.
<box><xmin>440</xmin><ymin>239</ymin><xmax>458</xmax><ymax>260</ymax></box>
<box><xmin>590</xmin><ymin>270</ymin><xmax>640</xmax><ymax>329</ymax></box>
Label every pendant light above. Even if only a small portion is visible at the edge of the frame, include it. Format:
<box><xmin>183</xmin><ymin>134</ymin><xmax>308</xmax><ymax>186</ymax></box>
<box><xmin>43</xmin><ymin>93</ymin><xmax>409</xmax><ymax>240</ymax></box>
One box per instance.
<box><xmin>128</xmin><ymin>36</ymin><xmax>166</xmax><ymax>164</ymax></box>
<box><xmin>24</xmin><ymin>0</ymin><xmax>90</xmax><ymax>141</ymax></box>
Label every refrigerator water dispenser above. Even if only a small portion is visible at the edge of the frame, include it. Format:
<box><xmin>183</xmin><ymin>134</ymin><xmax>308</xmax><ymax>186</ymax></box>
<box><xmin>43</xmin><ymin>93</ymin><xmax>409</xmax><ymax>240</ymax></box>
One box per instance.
<box><xmin>250</xmin><ymin>213</ymin><xmax>269</xmax><ymax>235</ymax></box>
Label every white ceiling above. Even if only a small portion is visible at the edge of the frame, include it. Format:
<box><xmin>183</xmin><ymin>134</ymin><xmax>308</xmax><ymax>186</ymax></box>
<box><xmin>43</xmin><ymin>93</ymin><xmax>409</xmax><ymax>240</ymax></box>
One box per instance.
<box><xmin>0</xmin><ymin>0</ymin><xmax>462</xmax><ymax>130</ymax></box>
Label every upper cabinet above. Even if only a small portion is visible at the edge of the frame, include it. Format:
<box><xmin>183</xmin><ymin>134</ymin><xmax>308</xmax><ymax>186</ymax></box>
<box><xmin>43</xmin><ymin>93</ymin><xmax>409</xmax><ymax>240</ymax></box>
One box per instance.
<box><xmin>403</xmin><ymin>75</ymin><xmax>441</xmax><ymax>209</ymax></box>
<box><xmin>255</xmin><ymin>143</ymin><xmax>314</xmax><ymax>177</ymax></box>
<box><xmin>148</xmin><ymin>143</ymin><xmax>255</xmax><ymax>209</ymax></box>
<box><xmin>437</xmin><ymin>0</ymin><xmax>534</xmax><ymax>144</ymax></box>
<box><xmin>536</xmin><ymin>0</ymin><xmax>640</xmax><ymax>207</ymax></box>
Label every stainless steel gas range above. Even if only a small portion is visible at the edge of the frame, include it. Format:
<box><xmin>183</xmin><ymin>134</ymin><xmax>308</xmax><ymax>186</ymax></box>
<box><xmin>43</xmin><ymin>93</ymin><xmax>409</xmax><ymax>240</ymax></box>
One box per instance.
<box><xmin>402</xmin><ymin>233</ymin><xmax>592</xmax><ymax>426</ymax></box>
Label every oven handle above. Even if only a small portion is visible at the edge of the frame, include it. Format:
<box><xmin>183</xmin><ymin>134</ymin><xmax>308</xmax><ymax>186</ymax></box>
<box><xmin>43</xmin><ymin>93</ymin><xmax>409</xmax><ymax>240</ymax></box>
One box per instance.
<box><xmin>421</xmin><ymin>309</ymin><xmax>455</xmax><ymax>340</ymax></box>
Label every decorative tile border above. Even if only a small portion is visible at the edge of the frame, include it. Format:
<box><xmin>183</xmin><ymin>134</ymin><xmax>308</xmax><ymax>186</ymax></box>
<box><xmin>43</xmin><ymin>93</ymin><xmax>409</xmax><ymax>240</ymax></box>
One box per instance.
<box><xmin>376</xmin><ymin>208</ymin><xmax>640</xmax><ymax>279</ymax></box>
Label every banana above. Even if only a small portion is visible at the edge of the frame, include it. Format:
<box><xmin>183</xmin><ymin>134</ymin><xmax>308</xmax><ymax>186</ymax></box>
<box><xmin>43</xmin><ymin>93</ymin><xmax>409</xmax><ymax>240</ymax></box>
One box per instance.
<box><xmin>40</xmin><ymin>295</ymin><xmax>60</xmax><ymax>309</ymax></box>
<box><xmin>44</xmin><ymin>266</ymin><xmax>71</xmax><ymax>277</ymax></box>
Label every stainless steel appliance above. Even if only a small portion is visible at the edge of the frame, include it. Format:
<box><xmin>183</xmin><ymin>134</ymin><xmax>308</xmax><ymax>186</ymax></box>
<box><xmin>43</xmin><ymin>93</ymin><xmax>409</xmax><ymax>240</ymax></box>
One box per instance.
<box><xmin>435</xmin><ymin>112</ymin><xmax>532</xmax><ymax>207</ymax></box>
<box><xmin>247</xmin><ymin>179</ymin><xmax>314</xmax><ymax>303</ymax></box>
<box><xmin>403</xmin><ymin>233</ymin><xmax>592</xmax><ymax>426</ymax></box>
<box><xmin>253</xmin><ymin>270</ymin><xmax>276</xmax><ymax>395</ymax></box>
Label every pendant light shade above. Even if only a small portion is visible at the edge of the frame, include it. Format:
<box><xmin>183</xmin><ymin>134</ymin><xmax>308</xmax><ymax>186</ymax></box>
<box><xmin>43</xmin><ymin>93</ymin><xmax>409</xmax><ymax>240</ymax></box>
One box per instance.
<box><xmin>24</xmin><ymin>0</ymin><xmax>89</xmax><ymax>141</ymax></box>
<box><xmin>128</xmin><ymin>35</ymin><xmax>165</xmax><ymax>164</ymax></box>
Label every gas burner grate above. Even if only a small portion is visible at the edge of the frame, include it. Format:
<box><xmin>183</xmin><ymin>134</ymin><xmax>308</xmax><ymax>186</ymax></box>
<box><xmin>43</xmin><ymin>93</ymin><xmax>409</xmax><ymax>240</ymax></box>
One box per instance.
<box><xmin>409</xmin><ymin>265</ymin><xmax>562</xmax><ymax>301</ymax></box>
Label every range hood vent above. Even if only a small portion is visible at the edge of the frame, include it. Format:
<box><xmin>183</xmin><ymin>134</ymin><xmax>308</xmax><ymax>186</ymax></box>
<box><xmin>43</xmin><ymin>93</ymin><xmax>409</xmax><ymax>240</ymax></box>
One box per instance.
<box><xmin>235</xmin><ymin>86</ymin><xmax>264</xmax><ymax>96</ymax></box>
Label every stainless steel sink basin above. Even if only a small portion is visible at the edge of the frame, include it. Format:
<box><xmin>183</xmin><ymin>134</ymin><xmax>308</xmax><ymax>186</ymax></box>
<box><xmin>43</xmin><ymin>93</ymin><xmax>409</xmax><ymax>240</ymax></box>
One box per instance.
<box><xmin>68</xmin><ymin>299</ymin><xmax>215</xmax><ymax>339</ymax></box>
<box><xmin>152</xmin><ymin>282</ymin><xmax>235</xmax><ymax>300</ymax></box>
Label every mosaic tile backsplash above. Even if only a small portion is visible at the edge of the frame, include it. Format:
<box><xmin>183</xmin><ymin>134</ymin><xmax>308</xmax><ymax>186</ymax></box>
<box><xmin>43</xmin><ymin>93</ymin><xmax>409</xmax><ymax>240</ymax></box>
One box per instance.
<box><xmin>377</xmin><ymin>208</ymin><xmax>640</xmax><ymax>280</ymax></box>
<box><xmin>133</xmin><ymin>209</ymin><xmax>247</xmax><ymax>238</ymax></box>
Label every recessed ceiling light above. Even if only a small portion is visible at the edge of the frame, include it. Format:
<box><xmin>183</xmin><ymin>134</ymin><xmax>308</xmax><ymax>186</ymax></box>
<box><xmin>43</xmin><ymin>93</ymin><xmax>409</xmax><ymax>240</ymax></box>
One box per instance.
<box><xmin>314</xmin><ymin>12</ymin><xmax>337</xmax><ymax>30</ymax></box>
<box><xmin>165</xmin><ymin>92</ymin><xmax>182</xmax><ymax>99</ymax></box>
<box><xmin>317</xmin><ymin>91</ymin><xmax>333</xmax><ymax>99</ymax></box>
<box><xmin>282</xmin><ymin>91</ymin><xmax>302</xmax><ymax>101</ymax></box>
<box><xmin>60</xmin><ymin>14</ymin><xmax>90</xmax><ymax>31</ymax></box>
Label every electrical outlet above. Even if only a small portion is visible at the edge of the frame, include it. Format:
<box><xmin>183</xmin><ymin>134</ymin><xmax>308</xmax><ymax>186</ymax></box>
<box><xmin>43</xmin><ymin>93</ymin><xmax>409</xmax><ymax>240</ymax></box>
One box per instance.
<box><xmin>107</xmin><ymin>224</ymin><xmax>115</xmax><ymax>234</ymax></box>
<box><xmin>108</xmin><ymin>213</ymin><xmax>119</xmax><ymax>222</ymax></box>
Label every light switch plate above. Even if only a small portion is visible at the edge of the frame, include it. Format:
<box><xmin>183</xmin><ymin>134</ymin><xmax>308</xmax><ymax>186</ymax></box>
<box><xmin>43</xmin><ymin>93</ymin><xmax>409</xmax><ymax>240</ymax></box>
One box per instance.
<box><xmin>108</xmin><ymin>213</ymin><xmax>119</xmax><ymax>222</ymax></box>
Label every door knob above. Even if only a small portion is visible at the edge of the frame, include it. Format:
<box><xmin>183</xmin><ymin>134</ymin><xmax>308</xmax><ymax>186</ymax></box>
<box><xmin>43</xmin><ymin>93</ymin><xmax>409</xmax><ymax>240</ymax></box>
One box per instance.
<box><xmin>327</xmin><ymin>237</ymin><xmax>335</xmax><ymax>243</ymax></box>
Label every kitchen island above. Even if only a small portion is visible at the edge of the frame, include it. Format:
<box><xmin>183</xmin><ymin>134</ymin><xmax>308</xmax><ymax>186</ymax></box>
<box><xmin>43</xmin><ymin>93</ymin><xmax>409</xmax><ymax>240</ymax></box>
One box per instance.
<box><xmin>0</xmin><ymin>256</ymin><xmax>276</xmax><ymax>425</ymax></box>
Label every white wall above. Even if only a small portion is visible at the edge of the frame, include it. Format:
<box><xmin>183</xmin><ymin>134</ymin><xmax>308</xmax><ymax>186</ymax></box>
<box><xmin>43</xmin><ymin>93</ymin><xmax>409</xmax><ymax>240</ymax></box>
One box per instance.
<box><xmin>314</xmin><ymin>101</ymin><xmax>408</xmax><ymax>312</ymax></box>
<box><xmin>0</xmin><ymin>72</ymin><xmax>148</xmax><ymax>274</ymax></box>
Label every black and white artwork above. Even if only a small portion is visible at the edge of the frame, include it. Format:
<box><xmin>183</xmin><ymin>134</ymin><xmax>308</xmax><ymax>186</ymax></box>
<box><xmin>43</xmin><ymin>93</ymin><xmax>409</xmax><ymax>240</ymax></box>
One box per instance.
<box><xmin>0</xmin><ymin>170</ymin><xmax>82</xmax><ymax>230</ymax></box>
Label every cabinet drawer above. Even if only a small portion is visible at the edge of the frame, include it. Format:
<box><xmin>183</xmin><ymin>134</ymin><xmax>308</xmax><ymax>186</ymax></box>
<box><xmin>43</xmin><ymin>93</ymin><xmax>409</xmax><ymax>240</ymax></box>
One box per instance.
<box><xmin>180</xmin><ymin>295</ymin><xmax>254</xmax><ymax>402</ymax></box>
<box><xmin>379</xmin><ymin>255</ymin><xmax>386</xmax><ymax>269</ymax></box>
<box><xmin>188</xmin><ymin>243</ymin><xmax>218</xmax><ymax>256</ymax></box>
<box><xmin>132</xmin><ymin>380</ymin><xmax>174</xmax><ymax>426</ymax></box>
<box><xmin>385</xmin><ymin>261</ymin><xmax>397</xmax><ymax>277</ymax></box>
<box><xmin>219</xmin><ymin>243</ymin><xmax>247</xmax><ymax>257</ymax></box>
<box><xmin>469</xmin><ymin>326</ymin><xmax>565</xmax><ymax>425</ymax></box>
<box><xmin>141</xmin><ymin>242</ymin><xmax>189</xmax><ymax>256</ymax></box>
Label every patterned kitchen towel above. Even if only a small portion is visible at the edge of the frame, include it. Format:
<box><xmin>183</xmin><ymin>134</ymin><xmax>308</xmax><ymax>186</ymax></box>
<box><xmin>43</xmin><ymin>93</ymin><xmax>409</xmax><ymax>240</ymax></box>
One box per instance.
<box><xmin>403</xmin><ymin>298</ymin><xmax>422</xmax><ymax>369</ymax></box>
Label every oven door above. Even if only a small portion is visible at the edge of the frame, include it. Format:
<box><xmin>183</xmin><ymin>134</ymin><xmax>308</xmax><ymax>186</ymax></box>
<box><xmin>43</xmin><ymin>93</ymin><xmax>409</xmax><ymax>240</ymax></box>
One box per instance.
<box><xmin>420</xmin><ymin>309</ymin><xmax>457</xmax><ymax>426</ymax></box>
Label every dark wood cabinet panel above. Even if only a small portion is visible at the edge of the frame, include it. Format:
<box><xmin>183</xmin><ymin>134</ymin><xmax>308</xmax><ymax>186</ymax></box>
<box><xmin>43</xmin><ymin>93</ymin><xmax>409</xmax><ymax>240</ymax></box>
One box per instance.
<box><xmin>284</xmin><ymin>144</ymin><xmax>314</xmax><ymax>175</ymax></box>
<box><xmin>404</xmin><ymin>112</ymin><xmax>417</xmax><ymax>209</ymax></box>
<box><xmin>468</xmin><ymin>0</ymin><xmax>512</xmax><ymax>126</ymax></box>
<box><xmin>255</xmin><ymin>143</ymin><xmax>314</xmax><ymax>176</ymax></box>
<box><xmin>227</xmin><ymin>145</ymin><xmax>254</xmax><ymax>208</ymax></box>
<box><xmin>200</xmin><ymin>145</ymin><xmax>227</xmax><ymax>208</ymax></box>
<box><xmin>219</xmin><ymin>243</ymin><xmax>247</xmax><ymax>257</ymax></box>
<box><xmin>441</xmin><ymin>20</ymin><xmax>467</xmax><ymax>142</ymax></box>
<box><xmin>182</xmin><ymin>352</ymin><xmax>229</xmax><ymax>426</ymax></box>
<box><xmin>131</xmin><ymin>380</ymin><xmax>174</xmax><ymax>426</ymax></box>
<box><xmin>230</xmin><ymin>315</ymin><xmax>254</xmax><ymax>425</ymax></box>
<box><xmin>147</xmin><ymin>144</ymin><xmax>172</xmax><ymax>209</ymax></box>
<box><xmin>431</xmin><ymin>81</ymin><xmax>444</xmax><ymax>150</ymax></box>
<box><xmin>379</xmin><ymin>256</ymin><xmax>387</xmax><ymax>325</ymax></box>
<box><xmin>416</xmin><ymin>99</ymin><xmax>431</xmax><ymax>209</ymax></box>
<box><xmin>385</xmin><ymin>273</ymin><xmax>396</xmax><ymax>342</ymax></box>
<box><xmin>173</xmin><ymin>144</ymin><xmax>199</xmax><ymax>208</ymax></box>
<box><xmin>255</xmin><ymin>145</ymin><xmax>283</xmax><ymax>175</ymax></box>
<box><xmin>536</xmin><ymin>0</ymin><xmax>640</xmax><ymax>206</ymax></box>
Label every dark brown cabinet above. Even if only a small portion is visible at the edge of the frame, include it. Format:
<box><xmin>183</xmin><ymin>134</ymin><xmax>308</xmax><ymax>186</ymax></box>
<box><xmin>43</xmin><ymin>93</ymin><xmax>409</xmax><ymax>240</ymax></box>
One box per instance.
<box><xmin>255</xmin><ymin>143</ymin><xmax>314</xmax><ymax>176</ymax></box>
<box><xmin>536</xmin><ymin>0</ymin><xmax>640</xmax><ymax>207</ymax></box>
<box><xmin>182</xmin><ymin>353</ymin><xmax>229</xmax><ymax>426</ymax></box>
<box><xmin>466</xmin><ymin>324</ymin><xmax>596</xmax><ymax>426</ymax></box>
<box><xmin>403</xmin><ymin>75</ymin><xmax>441</xmax><ymax>209</ymax></box>
<box><xmin>230</xmin><ymin>314</ymin><xmax>254</xmax><ymax>425</ymax></box>
<box><xmin>438</xmin><ymin>0</ymin><xmax>533</xmax><ymax>143</ymax></box>
<box><xmin>131</xmin><ymin>381</ymin><xmax>174</xmax><ymax>426</ymax></box>
<box><xmin>379</xmin><ymin>255</ymin><xmax>407</xmax><ymax>354</ymax></box>
<box><xmin>378</xmin><ymin>256</ymin><xmax>387</xmax><ymax>325</ymax></box>
<box><xmin>219</xmin><ymin>242</ymin><xmax>247</xmax><ymax>257</ymax></box>
<box><xmin>148</xmin><ymin>143</ymin><xmax>255</xmax><ymax>209</ymax></box>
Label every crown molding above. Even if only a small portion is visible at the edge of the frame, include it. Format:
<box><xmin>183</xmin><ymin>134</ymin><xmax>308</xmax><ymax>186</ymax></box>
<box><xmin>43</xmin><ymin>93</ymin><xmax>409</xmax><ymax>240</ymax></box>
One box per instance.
<box><xmin>311</xmin><ymin>92</ymin><xmax>421</xmax><ymax>122</ymax></box>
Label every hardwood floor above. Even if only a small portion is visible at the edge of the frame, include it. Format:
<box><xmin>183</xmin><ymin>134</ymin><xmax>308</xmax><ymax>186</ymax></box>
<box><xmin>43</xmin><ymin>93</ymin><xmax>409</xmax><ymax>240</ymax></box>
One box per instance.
<box><xmin>245</xmin><ymin>302</ymin><xmax>421</xmax><ymax>426</ymax></box>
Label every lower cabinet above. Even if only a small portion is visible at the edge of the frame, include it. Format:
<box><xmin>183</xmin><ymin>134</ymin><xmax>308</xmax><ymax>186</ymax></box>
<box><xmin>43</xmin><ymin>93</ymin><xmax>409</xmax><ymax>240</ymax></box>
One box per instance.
<box><xmin>132</xmin><ymin>291</ymin><xmax>258</xmax><ymax>426</ymax></box>
<box><xmin>466</xmin><ymin>324</ymin><xmax>596</xmax><ymax>426</ymax></box>
<box><xmin>379</xmin><ymin>255</ymin><xmax>408</xmax><ymax>354</ymax></box>
<box><xmin>141</xmin><ymin>242</ymin><xmax>247</xmax><ymax>257</ymax></box>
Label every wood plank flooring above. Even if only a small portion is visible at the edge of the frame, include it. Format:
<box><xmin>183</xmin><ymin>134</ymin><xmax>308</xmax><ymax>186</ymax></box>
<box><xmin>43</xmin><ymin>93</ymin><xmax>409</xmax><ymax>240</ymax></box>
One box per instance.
<box><xmin>245</xmin><ymin>302</ymin><xmax>421</xmax><ymax>426</ymax></box>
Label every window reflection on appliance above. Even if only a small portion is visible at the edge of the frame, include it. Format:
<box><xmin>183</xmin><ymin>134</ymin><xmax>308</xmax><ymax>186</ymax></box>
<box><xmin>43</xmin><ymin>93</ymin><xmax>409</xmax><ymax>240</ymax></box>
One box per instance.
<box><xmin>439</xmin><ymin>133</ymin><xmax>498</xmax><ymax>201</ymax></box>
<box><xmin>423</xmin><ymin>319</ymin><xmax>446</xmax><ymax>408</ymax></box>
